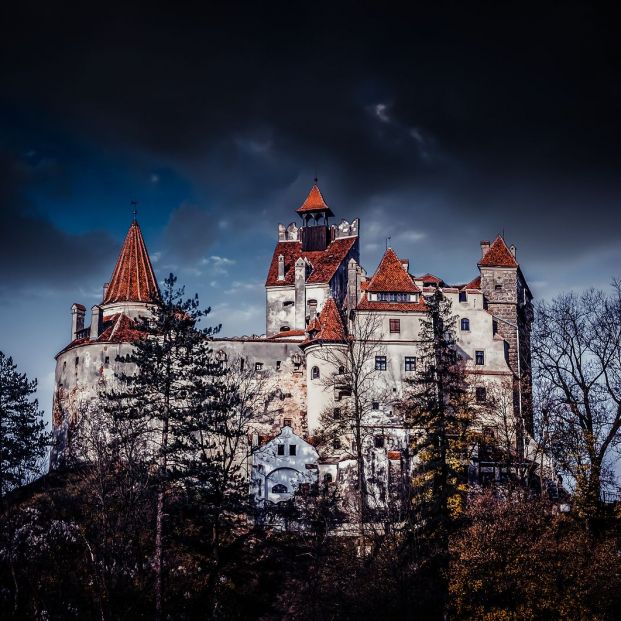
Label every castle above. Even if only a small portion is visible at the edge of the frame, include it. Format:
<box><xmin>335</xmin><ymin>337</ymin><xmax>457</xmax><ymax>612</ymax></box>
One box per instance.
<box><xmin>51</xmin><ymin>183</ymin><xmax>535</xmax><ymax>508</ymax></box>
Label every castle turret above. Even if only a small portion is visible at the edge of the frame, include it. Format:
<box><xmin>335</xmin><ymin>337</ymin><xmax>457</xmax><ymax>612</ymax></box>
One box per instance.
<box><xmin>478</xmin><ymin>235</ymin><xmax>533</xmax><ymax>432</ymax></box>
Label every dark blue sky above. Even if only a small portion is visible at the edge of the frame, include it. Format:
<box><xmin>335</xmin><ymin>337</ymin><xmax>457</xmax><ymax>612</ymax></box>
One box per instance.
<box><xmin>1</xmin><ymin>1</ymin><xmax>621</xmax><ymax>421</ymax></box>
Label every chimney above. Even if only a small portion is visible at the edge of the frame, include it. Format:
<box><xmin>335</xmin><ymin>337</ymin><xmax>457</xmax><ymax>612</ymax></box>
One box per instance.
<box><xmin>71</xmin><ymin>303</ymin><xmax>86</xmax><ymax>340</ymax></box>
<box><xmin>103</xmin><ymin>282</ymin><xmax>109</xmax><ymax>301</ymax></box>
<box><xmin>480</xmin><ymin>240</ymin><xmax>490</xmax><ymax>257</ymax></box>
<box><xmin>277</xmin><ymin>254</ymin><xmax>285</xmax><ymax>281</ymax></box>
<box><xmin>509</xmin><ymin>244</ymin><xmax>517</xmax><ymax>258</ymax></box>
<box><xmin>278</xmin><ymin>223</ymin><xmax>286</xmax><ymax>242</ymax></box>
<box><xmin>400</xmin><ymin>258</ymin><xmax>410</xmax><ymax>273</ymax></box>
<box><xmin>294</xmin><ymin>257</ymin><xmax>306</xmax><ymax>330</ymax></box>
<box><xmin>90</xmin><ymin>305</ymin><xmax>102</xmax><ymax>340</ymax></box>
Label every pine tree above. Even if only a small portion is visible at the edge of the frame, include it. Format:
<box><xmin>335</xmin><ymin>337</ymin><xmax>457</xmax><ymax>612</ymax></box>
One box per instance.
<box><xmin>105</xmin><ymin>274</ymin><xmax>220</xmax><ymax>620</ymax></box>
<box><xmin>403</xmin><ymin>290</ymin><xmax>476</xmax><ymax>618</ymax></box>
<box><xmin>0</xmin><ymin>351</ymin><xmax>49</xmax><ymax>508</ymax></box>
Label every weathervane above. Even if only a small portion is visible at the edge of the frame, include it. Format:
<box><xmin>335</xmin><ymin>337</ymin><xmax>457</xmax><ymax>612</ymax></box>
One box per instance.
<box><xmin>386</xmin><ymin>235</ymin><xmax>391</xmax><ymax>250</ymax></box>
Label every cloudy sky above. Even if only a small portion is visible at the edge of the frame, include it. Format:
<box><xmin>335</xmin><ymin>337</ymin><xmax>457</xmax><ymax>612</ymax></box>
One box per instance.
<box><xmin>1</xmin><ymin>1</ymin><xmax>620</xmax><ymax>420</ymax></box>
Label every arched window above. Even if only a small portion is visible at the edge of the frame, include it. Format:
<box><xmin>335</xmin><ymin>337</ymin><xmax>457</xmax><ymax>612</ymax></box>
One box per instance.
<box><xmin>323</xmin><ymin>473</ymin><xmax>333</xmax><ymax>483</ymax></box>
<box><xmin>311</xmin><ymin>366</ymin><xmax>320</xmax><ymax>379</ymax></box>
<box><xmin>272</xmin><ymin>483</ymin><xmax>288</xmax><ymax>493</ymax></box>
<box><xmin>461</xmin><ymin>318</ymin><xmax>470</xmax><ymax>331</ymax></box>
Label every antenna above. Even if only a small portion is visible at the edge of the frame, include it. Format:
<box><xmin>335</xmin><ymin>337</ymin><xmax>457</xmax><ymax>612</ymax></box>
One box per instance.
<box><xmin>131</xmin><ymin>200</ymin><xmax>138</xmax><ymax>223</ymax></box>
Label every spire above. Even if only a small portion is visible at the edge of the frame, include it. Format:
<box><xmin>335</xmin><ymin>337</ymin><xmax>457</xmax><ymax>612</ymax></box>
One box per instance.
<box><xmin>296</xmin><ymin>183</ymin><xmax>335</xmax><ymax>217</ymax></box>
<box><xmin>478</xmin><ymin>235</ymin><xmax>518</xmax><ymax>268</ymax></box>
<box><xmin>366</xmin><ymin>248</ymin><xmax>419</xmax><ymax>293</ymax></box>
<box><xmin>102</xmin><ymin>220</ymin><xmax>160</xmax><ymax>305</ymax></box>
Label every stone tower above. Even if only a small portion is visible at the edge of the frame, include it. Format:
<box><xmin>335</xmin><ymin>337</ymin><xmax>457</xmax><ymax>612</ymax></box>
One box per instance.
<box><xmin>478</xmin><ymin>236</ymin><xmax>534</xmax><ymax>434</ymax></box>
<box><xmin>50</xmin><ymin>218</ymin><xmax>160</xmax><ymax>468</ymax></box>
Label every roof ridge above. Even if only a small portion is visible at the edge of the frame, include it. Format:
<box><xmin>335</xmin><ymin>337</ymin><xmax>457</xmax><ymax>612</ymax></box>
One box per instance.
<box><xmin>366</xmin><ymin>248</ymin><xmax>420</xmax><ymax>293</ymax></box>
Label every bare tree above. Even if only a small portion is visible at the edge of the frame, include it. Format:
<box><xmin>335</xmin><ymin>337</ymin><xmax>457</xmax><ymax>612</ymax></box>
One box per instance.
<box><xmin>533</xmin><ymin>284</ymin><xmax>621</xmax><ymax>518</ymax></box>
<box><xmin>312</xmin><ymin>310</ymin><xmax>390</xmax><ymax>536</ymax></box>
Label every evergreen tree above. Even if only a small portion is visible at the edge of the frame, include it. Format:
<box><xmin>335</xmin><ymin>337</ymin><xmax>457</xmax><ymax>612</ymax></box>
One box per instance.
<box><xmin>0</xmin><ymin>351</ymin><xmax>49</xmax><ymax>507</ymax></box>
<box><xmin>403</xmin><ymin>290</ymin><xmax>476</xmax><ymax>618</ymax></box>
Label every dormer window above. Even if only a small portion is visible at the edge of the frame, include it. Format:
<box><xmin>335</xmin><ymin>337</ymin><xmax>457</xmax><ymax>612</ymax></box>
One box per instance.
<box><xmin>378</xmin><ymin>292</ymin><xmax>409</xmax><ymax>302</ymax></box>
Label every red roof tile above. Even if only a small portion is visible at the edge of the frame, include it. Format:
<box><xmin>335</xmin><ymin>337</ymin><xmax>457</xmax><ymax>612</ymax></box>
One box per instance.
<box><xmin>59</xmin><ymin>313</ymin><xmax>145</xmax><ymax>354</ymax></box>
<box><xmin>417</xmin><ymin>273</ymin><xmax>444</xmax><ymax>285</ymax></box>
<box><xmin>103</xmin><ymin>220</ymin><xmax>160</xmax><ymax>304</ymax></box>
<box><xmin>366</xmin><ymin>248</ymin><xmax>420</xmax><ymax>293</ymax></box>
<box><xmin>266</xmin><ymin>237</ymin><xmax>357</xmax><ymax>287</ymax></box>
<box><xmin>296</xmin><ymin>184</ymin><xmax>334</xmax><ymax>216</ymax></box>
<box><xmin>462</xmin><ymin>275</ymin><xmax>482</xmax><ymax>290</ymax></box>
<box><xmin>304</xmin><ymin>298</ymin><xmax>346</xmax><ymax>343</ymax></box>
<box><xmin>267</xmin><ymin>329</ymin><xmax>306</xmax><ymax>340</ymax></box>
<box><xmin>356</xmin><ymin>293</ymin><xmax>428</xmax><ymax>312</ymax></box>
<box><xmin>479</xmin><ymin>236</ymin><xmax>518</xmax><ymax>268</ymax></box>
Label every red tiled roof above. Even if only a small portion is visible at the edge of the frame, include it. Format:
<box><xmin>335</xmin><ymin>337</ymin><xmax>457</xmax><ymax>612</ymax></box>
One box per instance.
<box><xmin>366</xmin><ymin>248</ymin><xmax>420</xmax><ymax>293</ymax></box>
<box><xmin>265</xmin><ymin>237</ymin><xmax>357</xmax><ymax>287</ymax></box>
<box><xmin>59</xmin><ymin>313</ymin><xmax>145</xmax><ymax>354</ymax></box>
<box><xmin>417</xmin><ymin>273</ymin><xmax>444</xmax><ymax>285</ymax></box>
<box><xmin>356</xmin><ymin>293</ymin><xmax>428</xmax><ymax>313</ymax></box>
<box><xmin>479</xmin><ymin>236</ymin><xmax>518</xmax><ymax>268</ymax></box>
<box><xmin>304</xmin><ymin>297</ymin><xmax>347</xmax><ymax>344</ymax></box>
<box><xmin>387</xmin><ymin>450</ymin><xmax>401</xmax><ymax>460</ymax></box>
<box><xmin>267</xmin><ymin>329</ymin><xmax>306</xmax><ymax>339</ymax></box>
<box><xmin>462</xmin><ymin>275</ymin><xmax>482</xmax><ymax>290</ymax></box>
<box><xmin>296</xmin><ymin>184</ymin><xmax>334</xmax><ymax>216</ymax></box>
<box><xmin>103</xmin><ymin>220</ymin><xmax>160</xmax><ymax>305</ymax></box>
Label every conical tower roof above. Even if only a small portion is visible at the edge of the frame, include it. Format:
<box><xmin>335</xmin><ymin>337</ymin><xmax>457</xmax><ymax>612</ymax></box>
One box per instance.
<box><xmin>479</xmin><ymin>235</ymin><xmax>518</xmax><ymax>268</ymax></box>
<box><xmin>296</xmin><ymin>184</ymin><xmax>335</xmax><ymax>217</ymax></box>
<box><xmin>102</xmin><ymin>220</ymin><xmax>160</xmax><ymax>305</ymax></box>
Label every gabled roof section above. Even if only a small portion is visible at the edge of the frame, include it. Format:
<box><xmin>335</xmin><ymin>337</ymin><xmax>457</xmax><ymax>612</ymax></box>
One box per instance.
<box><xmin>304</xmin><ymin>298</ymin><xmax>346</xmax><ymax>344</ymax></box>
<box><xmin>296</xmin><ymin>184</ymin><xmax>334</xmax><ymax>217</ymax></box>
<box><xmin>418</xmin><ymin>273</ymin><xmax>445</xmax><ymax>286</ymax></box>
<box><xmin>479</xmin><ymin>236</ymin><xmax>518</xmax><ymax>268</ymax></box>
<box><xmin>103</xmin><ymin>220</ymin><xmax>160</xmax><ymax>305</ymax></box>
<box><xmin>366</xmin><ymin>248</ymin><xmax>420</xmax><ymax>293</ymax></box>
<box><xmin>266</xmin><ymin>236</ymin><xmax>357</xmax><ymax>287</ymax></box>
<box><xmin>461</xmin><ymin>275</ymin><xmax>482</xmax><ymax>290</ymax></box>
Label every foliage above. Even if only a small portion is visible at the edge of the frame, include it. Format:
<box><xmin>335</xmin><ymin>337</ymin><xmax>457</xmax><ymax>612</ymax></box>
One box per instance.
<box><xmin>0</xmin><ymin>351</ymin><xmax>49</xmax><ymax>506</ymax></box>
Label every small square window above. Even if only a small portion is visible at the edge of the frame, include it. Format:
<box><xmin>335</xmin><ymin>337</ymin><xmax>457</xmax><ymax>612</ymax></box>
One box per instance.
<box><xmin>333</xmin><ymin>437</ymin><xmax>342</xmax><ymax>450</ymax></box>
<box><xmin>374</xmin><ymin>435</ymin><xmax>385</xmax><ymax>449</ymax></box>
<box><xmin>404</xmin><ymin>356</ymin><xmax>416</xmax><ymax>372</ymax></box>
<box><xmin>375</xmin><ymin>356</ymin><xmax>387</xmax><ymax>371</ymax></box>
<box><xmin>289</xmin><ymin>444</ymin><xmax>297</xmax><ymax>456</ymax></box>
<box><xmin>255</xmin><ymin>362</ymin><xmax>263</xmax><ymax>371</ymax></box>
<box><xmin>475</xmin><ymin>350</ymin><xmax>485</xmax><ymax>366</ymax></box>
<box><xmin>389</xmin><ymin>319</ymin><xmax>400</xmax><ymax>333</ymax></box>
<box><xmin>372</xmin><ymin>401</ymin><xmax>380</xmax><ymax>410</ymax></box>
<box><xmin>283</xmin><ymin>417</ymin><xmax>292</xmax><ymax>427</ymax></box>
<box><xmin>495</xmin><ymin>284</ymin><xmax>502</xmax><ymax>291</ymax></box>
<box><xmin>459</xmin><ymin>291</ymin><xmax>467</xmax><ymax>303</ymax></box>
<box><xmin>475</xmin><ymin>387</ymin><xmax>487</xmax><ymax>402</ymax></box>
<box><xmin>333</xmin><ymin>408</ymin><xmax>341</xmax><ymax>420</ymax></box>
<box><xmin>277</xmin><ymin>444</ymin><xmax>285</xmax><ymax>456</ymax></box>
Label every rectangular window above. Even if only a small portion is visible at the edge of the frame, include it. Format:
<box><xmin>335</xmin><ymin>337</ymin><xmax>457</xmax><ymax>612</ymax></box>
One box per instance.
<box><xmin>459</xmin><ymin>291</ymin><xmax>467</xmax><ymax>302</ymax></box>
<box><xmin>333</xmin><ymin>437</ymin><xmax>342</xmax><ymax>450</ymax></box>
<box><xmin>255</xmin><ymin>362</ymin><xmax>263</xmax><ymax>371</ymax></box>
<box><xmin>104</xmin><ymin>356</ymin><xmax>110</xmax><ymax>366</ymax></box>
<box><xmin>389</xmin><ymin>319</ymin><xmax>401</xmax><ymax>333</ymax></box>
<box><xmin>277</xmin><ymin>444</ymin><xmax>285</xmax><ymax>456</ymax></box>
<box><xmin>374</xmin><ymin>435</ymin><xmax>385</xmax><ymax>449</ymax></box>
<box><xmin>375</xmin><ymin>356</ymin><xmax>387</xmax><ymax>371</ymax></box>
<box><xmin>333</xmin><ymin>408</ymin><xmax>341</xmax><ymax>420</ymax></box>
<box><xmin>495</xmin><ymin>284</ymin><xmax>502</xmax><ymax>291</ymax></box>
<box><xmin>372</xmin><ymin>401</ymin><xmax>380</xmax><ymax>410</ymax></box>
<box><xmin>404</xmin><ymin>356</ymin><xmax>416</xmax><ymax>372</ymax></box>
<box><xmin>475</xmin><ymin>350</ymin><xmax>485</xmax><ymax>366</ymax></box>
<box><xmin>283</xmin><ymin>417</ymin><xmax>292</xmax><ymax>427</ymax></box>
<box><xmin>276</xmin><ymin>360</ymin><xmax>281</xmax><ymax>371</ymax></box>
<box><xmin>475</xmin><ymin>387</ymin><xmax>487</xmax><ymax>402</ymax></box>
<box><xmin>289</xmin><ymin>444</ymin><xmax>297</xmax><ymax>456</ymax></box>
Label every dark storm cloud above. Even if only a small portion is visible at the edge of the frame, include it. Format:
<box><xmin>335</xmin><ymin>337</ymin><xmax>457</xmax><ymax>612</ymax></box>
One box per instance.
<box><xmin>1</xmin><ymin>0</ymin><xmax>621</xmax><ymax>270</ymax></box>
<box><xmin>0</xmin><ymin>152</ymin><xmax>117</xmax><ymax>299</ymax></box>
